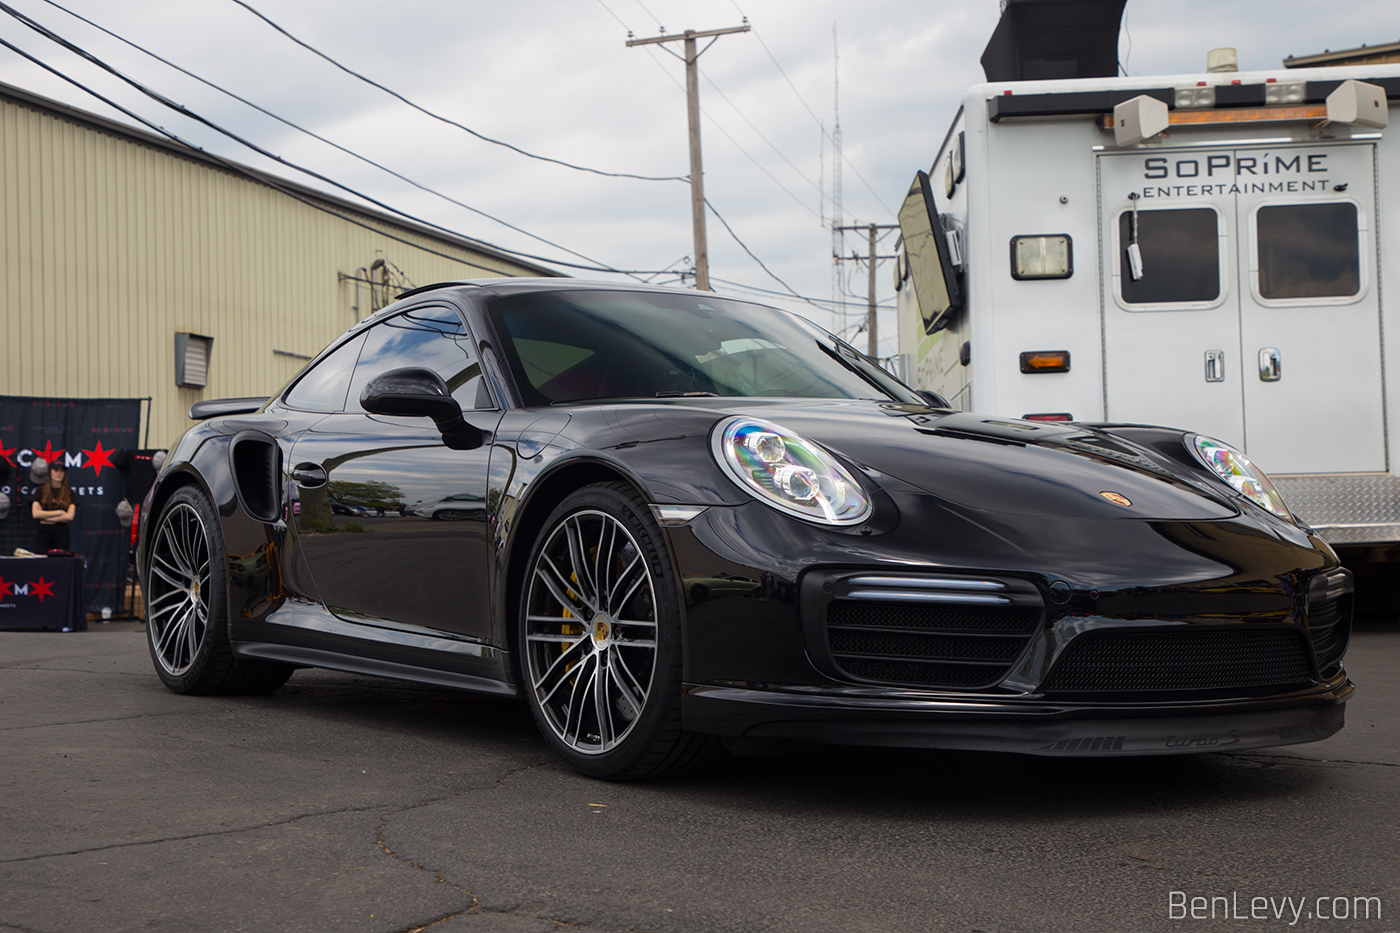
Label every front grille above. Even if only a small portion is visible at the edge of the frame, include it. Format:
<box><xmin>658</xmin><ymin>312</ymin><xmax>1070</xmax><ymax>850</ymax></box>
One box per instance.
<box><xmin>1041</xmin><ymin>628</ymin><xmax>1314</xmax><ymax>699</ymax></box>
<box><xmin>822</xmin><ymin>574</ymin><xmax>1042</xmax><ymax>689</ymax></box>
<box><xmin>1307</xmin><ymin>570</ymin><xmax>1352</xmax><ymax>677</ymax></box>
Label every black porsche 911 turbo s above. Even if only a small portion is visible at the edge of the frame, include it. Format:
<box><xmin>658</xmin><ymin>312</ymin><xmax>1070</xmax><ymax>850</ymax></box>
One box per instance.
<box><xmin>137</xmin><ymin>279</ymin><xmax>1353</xmax><ymax>779</ymax></box>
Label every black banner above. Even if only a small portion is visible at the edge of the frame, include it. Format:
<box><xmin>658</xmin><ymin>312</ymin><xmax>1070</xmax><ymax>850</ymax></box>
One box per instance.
<box><xmin>0</xmin><ymin>396</ymin><xmax>143</xmax><ymax>614</ymax></box>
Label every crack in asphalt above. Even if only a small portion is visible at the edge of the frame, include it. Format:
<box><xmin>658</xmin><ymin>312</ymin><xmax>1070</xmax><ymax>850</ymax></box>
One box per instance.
<box><xmin>0</xmin><ymin>921</ymin><xmax>46</xmax><ymax>933</ymax></box>
<box><xmin>1235</xmin><ymin>751</ymin><xmax>1400</xmax><ymax>768</ymax></box>
<box><xmin>0</xmin><ymin>710</ymin><xmax>192</xmax><ymax>732</ymax></box>
<box><xmin>375</xmin><ymin>760</ymin><xmax>622</xmax><ymax>933</ymax></box>
<box><xmin>0</xmin><ymin>760</ymin><xmax>559</xmax><ymax>867</ymax></box>
<box><xmin>0</xmin><ymin>663</ymin><xmax>151</xmax><ymax>674</ymax></box>
<box><xmin>0</xmin><ymin>801</ymin><xmax>411</xmax><ymax>866</ymax></box>
<box><xmin>392</xmin><ymin>913</ymin><xmax>468</xmax><ymax>933</ymax></box>
<box><xmin>389</xmin><ymin>907</ymin><xmax>643</xmax><ymax>933</ymax></box>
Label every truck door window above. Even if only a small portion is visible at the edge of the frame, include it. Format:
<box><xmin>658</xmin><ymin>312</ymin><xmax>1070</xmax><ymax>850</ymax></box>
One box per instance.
<box><xmin>1118</xmin><ymin>208</ymin><xmax>1220</xmax><ymax>305</ymax></box>
<box><xmin>1256</xmin><ymin>202</ymin><xmax>1360</xmax><ymax>300</ymax></box>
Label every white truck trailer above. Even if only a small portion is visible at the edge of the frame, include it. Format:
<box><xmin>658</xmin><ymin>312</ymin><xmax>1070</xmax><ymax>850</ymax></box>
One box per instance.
<box><xmin>896</xmin><ymin>31</ymin><xmax>1400</xmax><ymax>554</ymax></box>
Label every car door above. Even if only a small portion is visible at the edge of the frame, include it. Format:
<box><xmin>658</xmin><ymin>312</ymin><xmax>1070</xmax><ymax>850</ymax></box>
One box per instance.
<box><xmin>288</xmin><ymin>304</ymin><xmax>501</xmax><ymax>641</ymax></box>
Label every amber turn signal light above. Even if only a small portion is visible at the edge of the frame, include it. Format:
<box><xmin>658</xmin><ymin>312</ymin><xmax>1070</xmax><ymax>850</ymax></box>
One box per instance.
<box><xmin>1019</xmin><ymin>350</ymin><xmax>1070</xmax><ymax>373</ymax></box>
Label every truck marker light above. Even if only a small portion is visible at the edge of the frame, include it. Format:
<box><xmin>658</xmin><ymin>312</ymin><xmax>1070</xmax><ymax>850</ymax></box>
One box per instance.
<box><xmin>1010</xmin><ymin>234</ymin><xmax>1073</xmax><ymax>279</ymax></box>
<box><xmin>1175</xmin><ymin>85</ymin><xmax>1215</xmax><ymax>109</ymax></box>
<box><xmin>1265</xmin><ymin>82</ymin><xmax>1306</xmax><ymax>104</ymax></box>
<box><xmin>1019</xmin><ymin>351</ymin><xmax>1071</xmax><ymax>374</ymax></box>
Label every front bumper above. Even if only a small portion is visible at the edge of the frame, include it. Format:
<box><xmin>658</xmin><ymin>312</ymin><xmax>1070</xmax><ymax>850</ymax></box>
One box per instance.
<box><xmin>682</xmin><ymin>679</ymin><xmax>1352</xmax><ymax>756</ymax></box>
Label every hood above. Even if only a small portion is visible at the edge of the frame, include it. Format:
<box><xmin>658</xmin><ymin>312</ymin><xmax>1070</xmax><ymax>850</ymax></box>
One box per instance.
<box><xmin>640</xmin><ymin>398</ymin><xmax>1238</xmax><ymax>522</ymax></box>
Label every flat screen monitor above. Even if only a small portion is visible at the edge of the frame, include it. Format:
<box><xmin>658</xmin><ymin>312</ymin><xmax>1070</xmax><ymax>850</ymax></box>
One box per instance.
<box><xmin>898</xmin><ymin>170</ymin><xmax>962</xmax><ymax>334</ymax></box>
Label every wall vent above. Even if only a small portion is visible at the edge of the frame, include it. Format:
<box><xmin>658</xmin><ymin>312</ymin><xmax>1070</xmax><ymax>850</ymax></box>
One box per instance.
<box><xmin>175</xmin><ymin>332</ymin><xmax>213</xmax><ymax>387</ymax></box>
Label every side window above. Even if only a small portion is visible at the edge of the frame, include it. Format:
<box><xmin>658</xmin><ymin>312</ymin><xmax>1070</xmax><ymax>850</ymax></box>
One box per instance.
<box><xmin>1118</xmin><ymin>207</ymin><xmax>1221</xmax><ymax>306</ymax></box>
<box><xmin>1256</xmin><ymin>202</ymin><xmax>1360</xmax><ymax>300</ymax></box>
<box><xmin>347</xmin><ymin>306</ymin><xmax>493</xmax><ymax>412</ymax></box>
<box><xmin>283</xmin><ymin>332</ymin><xmax>368</xmax><ymax>412</ymax></box>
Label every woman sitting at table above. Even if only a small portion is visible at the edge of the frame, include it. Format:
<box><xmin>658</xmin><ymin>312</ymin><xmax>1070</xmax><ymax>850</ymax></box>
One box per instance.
<box><xmin>32</xmin><ymin>461</ymin><xmax>76</xmax><ymax>552</ymax></box>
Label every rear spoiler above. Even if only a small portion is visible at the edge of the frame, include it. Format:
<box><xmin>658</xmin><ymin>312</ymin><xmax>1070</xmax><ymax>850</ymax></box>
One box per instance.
<box><xmin>189</xmin><ymin>397</ymin><xmax>267</xmax><ymax>420</ymax></box>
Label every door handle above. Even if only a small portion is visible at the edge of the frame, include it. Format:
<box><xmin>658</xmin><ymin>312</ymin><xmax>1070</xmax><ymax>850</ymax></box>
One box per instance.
<box><xmin>1205</xmin><ymin>350</ymin><xmax>1225</xmax><ymax>383</ymax></box>
<box><xmin>1258</xmin><ymin>348</ymin><xmax>1282</xmax><ymax>382</ymax></box>
<box><xmin>291</xmin><ymin>462</ymin><xmax>328</xmax><ymax>487</ymax></box>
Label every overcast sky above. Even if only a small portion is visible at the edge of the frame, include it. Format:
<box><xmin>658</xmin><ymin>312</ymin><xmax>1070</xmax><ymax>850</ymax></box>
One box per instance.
<box><xmin>1</xmin><ymin>0</ymin><xmax>1393</xmax><ymax>360</ymax></box>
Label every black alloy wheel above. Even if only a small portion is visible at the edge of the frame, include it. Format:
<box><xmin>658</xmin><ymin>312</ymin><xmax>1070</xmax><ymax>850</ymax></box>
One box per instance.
<box><xmin>519</xmin><ymin>483</ymin><xmax>717</xmax><ymax>779</ymax></box>
<box><xmin>144</xmin><ymin>486</ymin><xmax>292</xmax><ymax>695</ymax></box>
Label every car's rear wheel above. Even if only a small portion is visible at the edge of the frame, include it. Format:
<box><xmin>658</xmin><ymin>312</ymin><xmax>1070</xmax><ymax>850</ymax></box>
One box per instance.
<box><xmin>144</xmin><ymin>486</ymin><xmax>293</xmax><ymax>695</ymax></box>
<box><xmin>519</xmin><ymin>483</ymin><xmax>718</xmax><ymax>779</ymax></box>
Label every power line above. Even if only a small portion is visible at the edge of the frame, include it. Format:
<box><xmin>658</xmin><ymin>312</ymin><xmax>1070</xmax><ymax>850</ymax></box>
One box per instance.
<box><xmin>602</xmin><ymin>3</ymin><xmax>826</xmax><ymax>224</ymax></box>
<box><xmin>593</xmin><ymin>0</ymin><xmax>632</xmax><ymax>31</ymax></box>
<box><xmin>0</xmin><ymin>3</ymin><xmax>687</xmax><ymax>277</ymax></box>
<box><xmin>29</xmin><ymin>0</ymin><xmax>648</xmax><ymax>279</ymax></box>
<box><xmin>727</xmin><ymin>0</ymin><xmax>894</xmax><ymax>216</ymax></box>
<box><xmin>627</xmin><ymin>23</ymin><xmax>751</xmax><ymax>291</ymax></box>
<box><xmin>623</xmin><ymin>23</ymin><xmax>822</xmax><ymax>223</ymax></box>
<box><xmin>227</xmin><ymin>0</ymin><xmax>686</xmax><ymax>183</ymax></box>
<box><xmin>630</xmin><ymin>0</ymin><xmax>666</xmax><ymax>31</ymax></box>
<box><xmin>0</xmin><ymin>32</ymin><xmax>705</xmax><ymax>281</ymax></box>
<box><xmin>700</xmin><ymin>70</ymin><xmax>827</xmax><ymax>208</ymax></box>
<box><xmin>704</xmin><ymin>197</ymin><xmax>832</xmax><ymax>315</ymax></box>
<box><xmin>0</xmin><ymin>33</ymin><xmax>521</xmax><ymax>276</ymax></box>
<box><xmin>6</xmin><ymin>2</ymin><xmax>862</xmax><ymax>311</ymax></box>
<box><xmin>710</xmin><ymin>277</ymin><xmax>893</xmax><ymax>311</ymax></box>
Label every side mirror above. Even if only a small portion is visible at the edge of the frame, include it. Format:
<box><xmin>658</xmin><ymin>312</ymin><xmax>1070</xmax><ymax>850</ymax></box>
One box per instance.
<box><xmin>916</xmin><ymin>389</ymin><xmax>953</xmax><ymax>409</ymax></box>
<box><xmin>360</xmin><ymin>368</ymin><xmax>483</xmax><ymax>450</ymax></box>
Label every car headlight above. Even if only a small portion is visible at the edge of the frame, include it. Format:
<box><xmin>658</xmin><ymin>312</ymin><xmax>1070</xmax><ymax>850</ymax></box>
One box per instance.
<box><xmin>712</xmin><ymin>417</ymin><xmax>872</xmax><ymax>525</ymax></box>
<box><xmin>1190</xmin><ymin>435</ymin><xmax>1293</xmax><ymax>523</ymax></box>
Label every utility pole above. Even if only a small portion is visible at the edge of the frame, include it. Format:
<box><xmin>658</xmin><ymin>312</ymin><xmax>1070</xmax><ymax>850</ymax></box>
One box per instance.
<box><xmin>627</xmin><ymin>23</ymin><xmax>749</xmax><ymax>291</ymax></box>
<box><xmin>834</xmin><ymin>223</ymin><xmax>898</xmax><ymax>357</ymax></box>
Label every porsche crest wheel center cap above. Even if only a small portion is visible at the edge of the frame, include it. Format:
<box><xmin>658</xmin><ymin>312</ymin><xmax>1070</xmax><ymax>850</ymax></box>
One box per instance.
<box><xmin>592</xmin><ymin>617</ymin><xmax>612</xmax><ymax>646</ymax></box>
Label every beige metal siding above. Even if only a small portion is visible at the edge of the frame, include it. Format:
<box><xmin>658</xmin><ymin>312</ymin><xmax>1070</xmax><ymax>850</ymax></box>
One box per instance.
<box><xmin>2</xmin><ymin>92</ymin><xmax>547</xmax><ymax>448</ymax></box>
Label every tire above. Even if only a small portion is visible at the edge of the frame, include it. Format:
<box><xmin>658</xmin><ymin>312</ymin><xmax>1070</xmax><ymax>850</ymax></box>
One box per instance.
<box><xmin>144</xmin><ymin>486</ymin><xmax>294</xmax><ymax>695</ymax></box>
<box><xmin>519</xmin><ymin>483</ymin><xmax>719</xmax><ymax>779</ymax></box>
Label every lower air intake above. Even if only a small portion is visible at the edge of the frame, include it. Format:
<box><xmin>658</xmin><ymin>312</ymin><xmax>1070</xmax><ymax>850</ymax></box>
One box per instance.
<box><xmin>1041</xmin><ymin>628</ymin><xmax>1313</xmax><ymax>699</ymax></box>
<box><xmin>822</xmin><ymin>573</ymin><xmax>1043</xmax><ymax>689</ymax></box>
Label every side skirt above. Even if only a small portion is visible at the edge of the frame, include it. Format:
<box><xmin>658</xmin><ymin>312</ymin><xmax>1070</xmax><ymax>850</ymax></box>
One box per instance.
<box><xmin>235</xmin><ymin>641</ymin><xmax>519</xmax><ymax>697</ymax></box>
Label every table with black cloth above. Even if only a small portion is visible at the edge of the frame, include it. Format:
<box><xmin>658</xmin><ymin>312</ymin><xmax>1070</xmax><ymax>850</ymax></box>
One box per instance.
<box><xmin>0</xmin><ymin>555</ymin><xmax>86</xmax><ymax>631</ymax></box>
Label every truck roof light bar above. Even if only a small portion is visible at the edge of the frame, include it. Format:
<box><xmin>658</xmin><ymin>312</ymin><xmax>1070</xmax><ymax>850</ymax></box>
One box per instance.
<box><xmin>988</xmin><ymin>77</ymin><xmax>1400</xmax><ymax>123</ymax></box>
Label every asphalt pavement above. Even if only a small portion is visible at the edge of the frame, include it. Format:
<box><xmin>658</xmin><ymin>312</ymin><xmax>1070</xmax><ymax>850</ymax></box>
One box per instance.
<box><xmin>1</xmin><ymin>620</ymin><xmax>1397</xmax><ymax>933</ymax></box>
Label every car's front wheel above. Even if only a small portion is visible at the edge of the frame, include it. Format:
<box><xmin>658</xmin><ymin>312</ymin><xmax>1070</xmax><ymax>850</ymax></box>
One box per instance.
<box><xmin>144</xmin><ymin>485</ymin><xmax>293</xmax><ymax>695</ymax></box>
<box><xmin>519</xmin><ymin>483</ymin><xmax>717</xmax><ymax>779</ymax></box>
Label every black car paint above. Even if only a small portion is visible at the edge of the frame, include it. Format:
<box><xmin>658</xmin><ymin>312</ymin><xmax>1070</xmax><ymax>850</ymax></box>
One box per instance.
<box><xmin>138</xmin><ymin>280</ymin><xmax>1351</xmax><ymax>756</ymax></box>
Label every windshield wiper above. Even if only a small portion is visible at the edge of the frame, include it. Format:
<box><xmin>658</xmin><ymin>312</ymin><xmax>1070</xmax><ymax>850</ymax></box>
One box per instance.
<box><xmin>654</xmin><ymin>391</ymin><xmax>719</xmax><ymax>398</ymax></box>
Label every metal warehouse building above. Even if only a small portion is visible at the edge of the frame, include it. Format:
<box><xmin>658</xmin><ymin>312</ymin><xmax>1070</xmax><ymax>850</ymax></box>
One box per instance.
<box><xmin>1</xmin><ymin>81</ymin><xmax>558</xmax><ymax>448</ymax></box>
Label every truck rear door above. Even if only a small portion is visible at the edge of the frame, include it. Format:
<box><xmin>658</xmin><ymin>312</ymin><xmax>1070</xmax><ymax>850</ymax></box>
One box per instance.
<box><xmin>1099</xmin><ymin>143</ymin><xmax>1383</xmax><ymax>475</ymax></box>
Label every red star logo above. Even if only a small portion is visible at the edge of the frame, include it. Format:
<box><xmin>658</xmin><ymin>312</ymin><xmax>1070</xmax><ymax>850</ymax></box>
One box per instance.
<box><xmin>0</xmin><ymin>440</ymin><xmax>15</xmax><ymax>468</ymax></box>
<box><xmin>30</xmin><ymin>577</ymin><xmax>57</xmax><ymax>603</ymax></box>
<box><xmin>0</xmin><ymin>575</ymin><xmax>11</xmax><ymax>598</ymax></box>
<box><xmin>83</xmin><ymin>441</ymin><xmax>117</xmax><ymax>476</ymax></box>
<box><xmin>34</xmin><ymin>440</ymin><xmax>67</xmax><ymax>469</ymax></box>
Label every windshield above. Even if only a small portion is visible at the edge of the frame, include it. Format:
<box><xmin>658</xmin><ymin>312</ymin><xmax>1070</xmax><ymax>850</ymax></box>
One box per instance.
<box><xmin>487</xmin><ymin>289</ymin><xmax>919</xmax><ymax>406</ymax></box>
